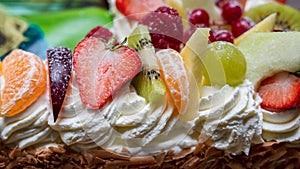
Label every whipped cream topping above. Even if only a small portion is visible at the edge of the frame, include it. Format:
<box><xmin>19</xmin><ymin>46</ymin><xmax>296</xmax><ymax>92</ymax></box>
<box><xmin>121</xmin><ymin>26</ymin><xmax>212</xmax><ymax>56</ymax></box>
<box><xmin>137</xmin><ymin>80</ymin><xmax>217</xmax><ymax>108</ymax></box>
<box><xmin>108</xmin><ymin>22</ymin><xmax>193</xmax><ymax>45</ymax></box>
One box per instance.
<box><xmin>193</xmin><ymin>80</ymin><xmax>263</xmax><ymax>155</ymax></box>
<box><xmin>262</xmin><ymin>108</ymin><xmax>300</xmax><ymax>142</ymax></box>
<box><xmin>0</xmin><ymin>92</ymin><xmax>59</xmax><ymax>149</ymax></box>
<box><xmin>51</xmin><ymin>76</ymin><xmax>197</xmax><ymax>155</ymax></box>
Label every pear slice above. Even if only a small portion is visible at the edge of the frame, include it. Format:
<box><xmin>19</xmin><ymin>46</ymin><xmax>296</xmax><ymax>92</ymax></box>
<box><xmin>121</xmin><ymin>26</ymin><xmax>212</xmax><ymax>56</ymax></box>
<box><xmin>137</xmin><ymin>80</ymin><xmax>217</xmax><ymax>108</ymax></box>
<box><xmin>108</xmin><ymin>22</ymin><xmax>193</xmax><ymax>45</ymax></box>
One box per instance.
<box><xmin>180</xmin><ymin>28</ymin><xmax>210</xmax><ymax>96</ymax></box>
<box><xmin>238</xmin><ymin>32</ymin><xmax>300</xmax><ymax>88</ymax></box>
<box><xmin>234</xmin><ymin>13</ymin><xmax>276</xmax><ymax>45</ymax></box>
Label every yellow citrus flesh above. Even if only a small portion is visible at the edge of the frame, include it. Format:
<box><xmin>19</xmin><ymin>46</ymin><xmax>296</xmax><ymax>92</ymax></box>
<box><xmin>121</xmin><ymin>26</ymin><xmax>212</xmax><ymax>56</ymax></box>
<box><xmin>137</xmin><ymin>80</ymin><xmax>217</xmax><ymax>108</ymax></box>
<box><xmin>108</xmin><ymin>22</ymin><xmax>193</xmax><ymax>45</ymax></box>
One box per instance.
<box><xmin>1</xmin><ymin>49</ymin><xmax>46</xmax><ymax>117</ymax></box>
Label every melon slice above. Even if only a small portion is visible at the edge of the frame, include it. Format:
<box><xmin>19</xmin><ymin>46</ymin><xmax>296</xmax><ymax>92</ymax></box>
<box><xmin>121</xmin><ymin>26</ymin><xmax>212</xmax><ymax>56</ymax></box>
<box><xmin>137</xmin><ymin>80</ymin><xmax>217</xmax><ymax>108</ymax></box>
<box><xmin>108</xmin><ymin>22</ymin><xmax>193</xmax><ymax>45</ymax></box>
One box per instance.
<box><xmin>234</xmin><ymin>13</ymin><xmax>276</xmax><ymax>45</ymax></box>
<box><xmin>238</xmin><ymin>32</ymin><xmax>300</xmax><ymax>88</ymax></box>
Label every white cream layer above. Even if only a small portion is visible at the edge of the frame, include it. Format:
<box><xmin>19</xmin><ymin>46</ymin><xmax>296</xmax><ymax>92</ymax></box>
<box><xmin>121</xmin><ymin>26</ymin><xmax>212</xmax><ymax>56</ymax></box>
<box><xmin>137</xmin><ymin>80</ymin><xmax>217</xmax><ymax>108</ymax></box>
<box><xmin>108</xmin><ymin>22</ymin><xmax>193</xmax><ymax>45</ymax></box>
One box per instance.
<box><xmin>262</xmin><ymin>108</ymin><xmax>300</xmax><ymax>142</ymax></box>
<box><xmin>0</xmin><ymin>92</ymin><xmax>59</xmax><ymax>149</ymax></box>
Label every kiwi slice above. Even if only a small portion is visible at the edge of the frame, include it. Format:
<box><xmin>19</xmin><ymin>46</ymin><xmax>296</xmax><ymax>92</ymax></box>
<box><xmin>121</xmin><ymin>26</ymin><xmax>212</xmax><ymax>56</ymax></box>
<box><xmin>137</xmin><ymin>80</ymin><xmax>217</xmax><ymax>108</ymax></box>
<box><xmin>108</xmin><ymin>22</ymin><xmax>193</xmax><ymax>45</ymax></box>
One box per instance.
<box><xmin>245</xmin><ymin>2</ymin><xmax>300</xmax><ymax>31</ymax></box>
<box><xmin>128</xmin><ymin>25</ymin><xmax>166</xmax><ymax>103</ymax></box>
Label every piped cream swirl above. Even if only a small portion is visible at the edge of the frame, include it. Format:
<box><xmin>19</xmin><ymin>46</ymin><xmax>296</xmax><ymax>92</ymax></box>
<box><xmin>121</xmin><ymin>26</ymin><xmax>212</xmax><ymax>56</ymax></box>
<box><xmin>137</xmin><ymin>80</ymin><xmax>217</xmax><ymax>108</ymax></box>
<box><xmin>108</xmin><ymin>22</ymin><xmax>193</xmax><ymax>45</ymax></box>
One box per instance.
<box><xmin>0</xmin><ymin>93</ymin><xmax>59</xmax><ymax>149</ymax></box>
<box><xmin>51</xmin><ymin>76</ymin><xmax>196</xmax><ymax>155</ymax></box>
<box><xmin>193</xmin><ymin>80</ymin><xmax>263</xmax><ymax>155</ymax></box>
<box><xmin>262</xmin><ymin>108</ymin><xmax>300</xmax><ymax>142</ymax></box>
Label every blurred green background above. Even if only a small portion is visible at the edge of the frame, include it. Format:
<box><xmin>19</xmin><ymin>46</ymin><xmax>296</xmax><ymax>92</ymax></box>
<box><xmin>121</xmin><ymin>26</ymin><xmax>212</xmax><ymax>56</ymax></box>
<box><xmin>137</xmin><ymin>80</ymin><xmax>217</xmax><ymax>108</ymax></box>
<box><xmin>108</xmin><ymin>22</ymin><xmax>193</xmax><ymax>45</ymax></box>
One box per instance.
<box><xmin>0</xmin><ymin>0</ymin><xmax>113</xmax><ymax>50</ymax></box>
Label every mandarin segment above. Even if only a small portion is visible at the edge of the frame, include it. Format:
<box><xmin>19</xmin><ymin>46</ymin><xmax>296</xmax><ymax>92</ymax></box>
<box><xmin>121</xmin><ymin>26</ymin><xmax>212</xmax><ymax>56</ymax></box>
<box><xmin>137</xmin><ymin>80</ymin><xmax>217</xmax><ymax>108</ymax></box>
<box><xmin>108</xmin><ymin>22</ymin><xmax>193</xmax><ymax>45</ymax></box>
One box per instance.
<box><xmin>156</xmin><ymin>49</ymin><xmax>189</xmax><ymax>114</ymax></box>
<box><xmin>1</xmin><ymin>49</ymin><xmax>46</xmax><ymax>117</ymax></box>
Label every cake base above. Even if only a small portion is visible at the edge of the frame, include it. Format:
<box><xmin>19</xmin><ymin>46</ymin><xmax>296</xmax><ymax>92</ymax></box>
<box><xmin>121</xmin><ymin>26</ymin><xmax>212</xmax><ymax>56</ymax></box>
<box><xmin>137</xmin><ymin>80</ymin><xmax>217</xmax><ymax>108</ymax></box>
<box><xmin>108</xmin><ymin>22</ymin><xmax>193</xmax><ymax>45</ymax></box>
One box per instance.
<box><xmin>1</xmin><ymin>142</ymin><xmax>300</xmax><ymax>169</ymax></box>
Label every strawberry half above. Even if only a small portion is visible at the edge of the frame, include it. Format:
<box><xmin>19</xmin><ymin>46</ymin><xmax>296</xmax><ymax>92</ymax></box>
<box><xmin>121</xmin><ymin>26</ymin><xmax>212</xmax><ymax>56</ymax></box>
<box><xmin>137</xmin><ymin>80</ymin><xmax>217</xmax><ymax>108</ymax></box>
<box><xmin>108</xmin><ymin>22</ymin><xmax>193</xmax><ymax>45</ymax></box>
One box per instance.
<box><xmin>73</xmin><ymin>37</ymin><xmax>142</xmax><ymax>109</ymax></box>
<box><xmin>258</xmin><ymin>72</ymin><xmax>300</xmax><ymax>110</ymax></box>
<box><xmin>47</xmin><ymin>47</ymin><xmax>72</xmax><ymax>122</ymax></box>
<box><xmin>116</xmin><ymin>0</ymin><xmax>164</xmax><ymax>21</ymax></box>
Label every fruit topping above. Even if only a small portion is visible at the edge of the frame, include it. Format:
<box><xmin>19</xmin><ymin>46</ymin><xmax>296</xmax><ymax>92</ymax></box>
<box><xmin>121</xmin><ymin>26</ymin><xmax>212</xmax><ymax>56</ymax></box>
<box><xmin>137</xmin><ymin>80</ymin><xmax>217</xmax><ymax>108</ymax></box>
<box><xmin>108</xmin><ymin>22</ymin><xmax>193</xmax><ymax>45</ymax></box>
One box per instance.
<box><xmin>128</xmin><ymin>25</ymin><xmax>166</xmax><ymax>103</ymax></box>
<box><xmin>234</xmin><ymin>13</ymin><xmax>276</xmax><ymax>45</ymax></box>
<box><xmin>116</xmin><ymin>0</ymin><xmax>164</xmax><ymax>21</ymax></box>
<box><xmin>258</xmin><ymin>72</ymin><xmax>300</xmax><ymax>110</ymax></box>
<box><xmin>238</xmin><ymin>32</ymin><xmax>300</xmax><ymax>88</ymax></box>
<box><xmin>180</xmin><ymin>28</ymin><xmax>210</xmax><ymax>95</ymax></box>
<box><xmin>231</xmin><ymin>17</ymin><xmax>255</xmax><ymax>38</ymax></box>
<box><xmin>245</xmin><ymin>2</ymin><xmax>300</xmax><ymax>32</ymax></box>
<box><xmin>47</xmin><ymin>46</ymin><xmax>72</xmax><ymax>122</ymax></box>
<box><xmin>188</xmin><ymin>8</ymin><xmax>210</xmax><ymax>27</ymax></box>
<box><xmin>221</xmin><ymin>1</ymin><xmax>243</xmax><ymax>23</ymax></box>
<box><xmin>203</xmin><ymin>41</ymin><xmax>246</xmax><ymax>86</ymax></box>
<box><xmin>85</xmin><ymin>26</ymin><xmax>113</xmax><ymax>41</ymax></box>
<box><xmin>140</xmin><ymin>6</ymin><xmax>183</xmax><ymax>52</ymax></box>
<box><xmin>1</xmin><ymin>49</ymin><xmax>46</xmax><ymax>117</ymax></box>
<box><xmin>73</xmin><ymin>36</ymin><xmax>142</xmax><ymax>109</ymax></box>
<box><xmin>156</xmin><ymin>49</ymin><xmax>189</xmax><ymax>114</ymax></box>
<box><xmin>209</xmin><ymin>29</ymin><xmax>234</xmax><ymax>43</ymax></box>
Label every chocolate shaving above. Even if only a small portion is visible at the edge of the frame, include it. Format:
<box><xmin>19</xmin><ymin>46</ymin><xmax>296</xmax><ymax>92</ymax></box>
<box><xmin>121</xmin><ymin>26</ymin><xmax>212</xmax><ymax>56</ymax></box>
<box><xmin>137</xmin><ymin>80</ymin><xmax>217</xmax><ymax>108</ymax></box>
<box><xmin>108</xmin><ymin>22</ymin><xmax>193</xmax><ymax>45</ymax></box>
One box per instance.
<box><xmin>0</xmin><ymin>141</ymin><xmax>299</xmax><ymax>169</ymax></box>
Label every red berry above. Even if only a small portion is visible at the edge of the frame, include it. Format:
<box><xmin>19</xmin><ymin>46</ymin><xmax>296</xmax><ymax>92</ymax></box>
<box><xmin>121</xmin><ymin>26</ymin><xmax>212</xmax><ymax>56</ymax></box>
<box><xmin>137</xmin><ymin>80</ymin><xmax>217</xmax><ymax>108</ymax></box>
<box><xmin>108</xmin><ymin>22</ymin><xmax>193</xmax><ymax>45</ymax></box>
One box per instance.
<box><xmin>221</xmin><ymin>1</ymin><xmax>243</xmax><ymax>23</ymax></box>
<box><xmin>86</xmin><ymin>26</ymin><xmax>118</xmax><ymax>45</ymax></box>
<box><xmin>209</xmin><ymin>29</ymin><xmax>234</xmax><ymax>43</ymax></box>
<box><xmin>73</xmin><ymin>37</ymin><xmax>142</xmax><ymax>109</ymax></box>
<box><xmin>188</xmin><ymin>8</ymin><xmax>210</xmax><ymax>27</ymax></box>
<box><xmin>140</xmin><ymin>6</ymin><xmax>183</xmax><ymax>52</ymax></box>
<box><xmin>47</xmin><ymin>47</ymin><xmax>72</xmax><ymax>122</ymax></box>
<box><xmin>116</xmin><ymin>0</ymin><xmax>164</xmax><ymax>21</ymax></box>
<box><xmin>216</xmin><ymin>0</ymin><xmax>246</xmax><ymax>9</ymax></box>
<box><xmin>258</xmin><ymin>72</ymin><xmax>300</xmax><ymax>110</ymax></box>
<box><xmin>231</xmin><ymin>17</ymin><xmax>255</xmax><ymax>37</ymax></box>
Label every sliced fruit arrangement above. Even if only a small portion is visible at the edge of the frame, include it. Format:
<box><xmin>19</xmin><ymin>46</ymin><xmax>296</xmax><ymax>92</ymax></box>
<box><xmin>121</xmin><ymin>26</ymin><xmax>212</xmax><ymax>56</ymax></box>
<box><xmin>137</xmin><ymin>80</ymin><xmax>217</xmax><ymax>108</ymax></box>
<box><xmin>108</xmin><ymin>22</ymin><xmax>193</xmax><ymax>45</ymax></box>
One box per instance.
<box><xmin>73</xmin><ymin>34</ymin><xmax>142</xmax><ymax>109</ymax></box>
<box><xmin>238</xmin><ymin>32</ymin><xmax>300</xmax><ymax>88</ymax></box>
<box><xmin>257</xmin><ymin>72</ymin><xmax>300</xmax><ymax>110</ymax></box>
<box><xmin>128</xmin><ymin>25</ymin><xmax>166</xmax><ymax>103</ymax></box>
<box><xmin>203</xmin><ymin>41</ymin><xmax>247</xmax><ymax>87</ymax></box>
<box><xmin>0</xmin><ymin>49</ymin><xmax>46</xmax><ymax>117</ymax></box>
<box><xmin>245</xmin><ymin>2</ymin><xmax>300</xmax><ymax>32</ymax></box>
<box><xmin>116</xmin><ymin>0</ymin><xmax>164</xmax><ymax>21</ymax></box>
<box><xmin>47</xmin><ymin>47</ymin><xmax>72</xmax><ymax>122</ymax></box>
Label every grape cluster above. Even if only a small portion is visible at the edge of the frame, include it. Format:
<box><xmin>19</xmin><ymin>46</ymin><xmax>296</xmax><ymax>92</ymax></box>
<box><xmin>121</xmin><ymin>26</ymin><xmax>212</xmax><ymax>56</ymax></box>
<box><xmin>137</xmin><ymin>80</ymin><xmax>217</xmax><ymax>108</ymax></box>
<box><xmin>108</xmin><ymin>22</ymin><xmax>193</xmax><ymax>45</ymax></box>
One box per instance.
<box><xmin>184</xmin><ymin>0</ymin><xmax>255</xmax><ymax>44</ymax></box>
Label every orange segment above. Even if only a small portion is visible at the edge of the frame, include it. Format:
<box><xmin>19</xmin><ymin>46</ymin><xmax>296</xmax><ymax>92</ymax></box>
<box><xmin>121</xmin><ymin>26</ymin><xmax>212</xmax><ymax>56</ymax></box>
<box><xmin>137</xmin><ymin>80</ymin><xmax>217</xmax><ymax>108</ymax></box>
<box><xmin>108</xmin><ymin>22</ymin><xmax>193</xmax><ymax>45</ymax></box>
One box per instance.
<box><xmin>1</xmin><ymin>49</ymin><xmax>46</xmax><ymax>117</ymax></box>
<box><xmin>0</xmin><ymin>61</ymin><xmax>2</xmax><ymax>75</ymax></box>
<box><xmin>156</xmin><ymin>49</ymin><xmax>189</xmax><ymax>115</ymax></box>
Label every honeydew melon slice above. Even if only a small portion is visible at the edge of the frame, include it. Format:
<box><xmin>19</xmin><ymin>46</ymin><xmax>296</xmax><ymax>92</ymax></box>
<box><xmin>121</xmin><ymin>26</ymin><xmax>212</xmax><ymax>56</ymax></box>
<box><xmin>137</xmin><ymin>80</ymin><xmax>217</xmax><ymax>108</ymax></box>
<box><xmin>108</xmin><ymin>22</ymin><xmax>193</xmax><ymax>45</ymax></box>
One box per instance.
<box><xmin>238</xmin><ymin>32</ymin><xmax>300</xmax><ymax>88</ymax></box>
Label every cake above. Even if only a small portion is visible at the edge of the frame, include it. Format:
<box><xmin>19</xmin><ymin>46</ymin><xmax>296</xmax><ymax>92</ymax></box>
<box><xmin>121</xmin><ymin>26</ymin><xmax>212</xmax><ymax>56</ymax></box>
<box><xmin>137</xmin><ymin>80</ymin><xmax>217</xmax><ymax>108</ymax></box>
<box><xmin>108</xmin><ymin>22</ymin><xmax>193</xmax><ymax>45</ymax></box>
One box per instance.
<box><xmin>0</xmin><ymin>0</ymin><xmax>300</xmax><ymax>168</ymax></box>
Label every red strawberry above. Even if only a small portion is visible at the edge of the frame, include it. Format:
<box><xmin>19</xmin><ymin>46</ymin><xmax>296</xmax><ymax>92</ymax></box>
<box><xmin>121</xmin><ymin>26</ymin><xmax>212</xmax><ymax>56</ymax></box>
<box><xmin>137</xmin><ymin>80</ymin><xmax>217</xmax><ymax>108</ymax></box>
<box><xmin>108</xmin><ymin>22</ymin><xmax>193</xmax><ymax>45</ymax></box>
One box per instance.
<box><xmin>73</xmin><ymin>37</ymin><xmax>142</xmax><ymax>109</ymax></box>
<box><xmin>116</xmin><ymin>0</ymin><xmax>164</xmax><ymax>21</ymax></box>
<box><xmin>258</xmin><ymin>72</ymin><xmax>300</xmax><ymax>110</ymax></box>
<box><xmin>86</xmin><ymin>26</ymin><xmax>113</xmax><ymax>41</ymax></box>
<box><xmin>47</xmin><ymin>47</ymin><xmax>72</xmax><ymax>122</ymax></box>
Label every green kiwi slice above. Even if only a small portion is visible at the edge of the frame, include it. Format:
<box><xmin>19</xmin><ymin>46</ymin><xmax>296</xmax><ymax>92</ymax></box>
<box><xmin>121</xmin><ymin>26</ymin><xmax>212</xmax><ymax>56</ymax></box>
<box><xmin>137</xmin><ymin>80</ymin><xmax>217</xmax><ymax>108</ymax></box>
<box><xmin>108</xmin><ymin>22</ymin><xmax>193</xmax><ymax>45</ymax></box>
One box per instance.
<box><xmin>128</xmin><ymin>25</ymin><xmax>166</xmax><ymax>103</ymax></box>
<box><xmin>245</xmin><ymin>2</ymin><xmax>300</xmax><ymax>31</ymax></box>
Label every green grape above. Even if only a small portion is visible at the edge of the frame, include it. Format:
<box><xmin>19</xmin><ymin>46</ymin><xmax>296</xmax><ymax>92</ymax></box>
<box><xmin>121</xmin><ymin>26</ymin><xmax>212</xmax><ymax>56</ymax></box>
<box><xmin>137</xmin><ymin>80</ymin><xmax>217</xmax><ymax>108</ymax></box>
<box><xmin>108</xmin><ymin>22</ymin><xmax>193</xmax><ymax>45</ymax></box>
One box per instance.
<box><xmin>203</xmin><ymin>41</ymin><xmax>246</xmax><ymax>86</ymax></box>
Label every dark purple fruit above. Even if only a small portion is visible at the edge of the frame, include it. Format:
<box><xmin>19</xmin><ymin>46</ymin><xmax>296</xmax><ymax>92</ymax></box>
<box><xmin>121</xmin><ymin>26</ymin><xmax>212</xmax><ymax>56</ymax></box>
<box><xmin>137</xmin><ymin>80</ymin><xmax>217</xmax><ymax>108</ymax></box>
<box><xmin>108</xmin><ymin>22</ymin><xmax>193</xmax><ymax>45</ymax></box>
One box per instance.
<box><xmin>47</xmin><ymin>46</ymin><xmax>72</xmax><ymax>122</ymax></box>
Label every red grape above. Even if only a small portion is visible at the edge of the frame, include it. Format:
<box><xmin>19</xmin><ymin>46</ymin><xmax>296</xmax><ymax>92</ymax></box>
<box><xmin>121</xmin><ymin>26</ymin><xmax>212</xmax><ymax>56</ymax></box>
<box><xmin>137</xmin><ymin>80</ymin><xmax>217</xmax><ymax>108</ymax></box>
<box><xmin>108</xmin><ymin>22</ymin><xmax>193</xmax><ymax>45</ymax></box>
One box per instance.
<box><xmin>188</xmin><ymin>8</ymin><xmax>210</xmax><ymax>27</ymax></box>
<box><xmin>231</xmin><ymin>17</ymin><xmax>255</xmax><ymax>37</ymax></box>
<box><xmin>221</xmin><ymin>1</ymin><xmax>243</xmax><ymax>23</ymax></box>
<box><xmin>209</xmin><ymin>29</ymin><xmax>234</xmax><ymax>43</ymax></box>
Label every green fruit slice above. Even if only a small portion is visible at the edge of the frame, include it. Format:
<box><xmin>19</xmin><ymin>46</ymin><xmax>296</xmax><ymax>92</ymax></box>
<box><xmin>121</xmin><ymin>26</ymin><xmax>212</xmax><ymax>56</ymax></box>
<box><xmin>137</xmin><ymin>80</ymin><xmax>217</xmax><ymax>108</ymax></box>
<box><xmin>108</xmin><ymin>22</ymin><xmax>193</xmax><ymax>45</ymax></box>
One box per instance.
<box><xmin>238</xmin><ymin>32</ymin><xmax>300</xmax><ymax>88</ymax></box>
<box><xmin>203</xmin><ymin>41</ymin><xmax>247</xmax><ymax>87</ymax></box>
<box><xmin>245</xmin><ymin>2</ymin><xmax>300</xmax><ymax>32</ymax></box>
<box><xmin>128</xmin><ymin>25</ymin><xmax>166</xmax><ymax>103</ymax></box>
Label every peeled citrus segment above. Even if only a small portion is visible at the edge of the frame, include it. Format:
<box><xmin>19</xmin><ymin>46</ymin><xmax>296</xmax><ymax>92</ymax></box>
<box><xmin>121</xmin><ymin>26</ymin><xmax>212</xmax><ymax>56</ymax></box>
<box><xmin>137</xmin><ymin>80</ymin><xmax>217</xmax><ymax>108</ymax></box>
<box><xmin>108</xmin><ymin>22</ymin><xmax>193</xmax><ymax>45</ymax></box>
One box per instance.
<box><xmin>0</xmin><ymin>62</ymin><xmax>2</xmax><ymax>75</ymax></box>
<box><xmin>234</xmin><ymin>13</ymin><xmax>276</xmax><ymax>45</ymax></box>
<box><xmin>1</xmin><ymin>49</ymin><xmax>46</xmax><ymax>117</ymax></box>
<box><xmin>156</xmin><ymin>49</ymin><xmax>190</xmax><ymax>115</ymax></box>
